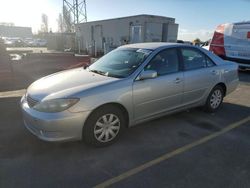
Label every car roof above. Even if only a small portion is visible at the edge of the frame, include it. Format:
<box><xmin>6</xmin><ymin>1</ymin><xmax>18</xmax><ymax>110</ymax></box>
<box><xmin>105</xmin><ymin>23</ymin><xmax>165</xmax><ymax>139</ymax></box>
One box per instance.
<box><xmin>118</xmin><ymin>42</ymin><xmax>191</xmax><ymax>50</ymax></box>
<box><xmin>119</xmin><ymin>42</ymin><xmax>223</xmax><ymax>66</ymax></box>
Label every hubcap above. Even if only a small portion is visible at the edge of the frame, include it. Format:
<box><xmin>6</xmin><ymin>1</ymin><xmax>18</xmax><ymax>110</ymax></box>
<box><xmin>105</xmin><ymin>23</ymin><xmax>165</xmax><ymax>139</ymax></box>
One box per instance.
<box><xmin>94</xmin><ymin>114</ymin><xmax>120</xmax><ymax>143</ymax></box>
<box><xmin>210</xmin><ymin>89</ymin><xmax>222</xmax><ymax>109</ymax></box>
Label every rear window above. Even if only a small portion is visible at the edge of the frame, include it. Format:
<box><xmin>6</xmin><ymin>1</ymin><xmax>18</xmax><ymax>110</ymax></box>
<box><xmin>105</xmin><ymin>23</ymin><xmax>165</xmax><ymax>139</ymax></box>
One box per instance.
<box><xmin>181</xmin><ymin>49</ymin><xmax>207</xmax><ymax>70</ymax></box>
<box><xmin>181</xmin><ymin>48</ymin><xmax>215</xmax><ymax>70</ymax></box>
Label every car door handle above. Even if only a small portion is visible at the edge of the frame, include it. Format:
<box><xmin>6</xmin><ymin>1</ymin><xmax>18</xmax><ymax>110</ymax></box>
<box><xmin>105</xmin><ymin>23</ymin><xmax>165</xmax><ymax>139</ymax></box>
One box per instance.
<box><xmin>211</xmin><ymin>70</ymin><xmax>217</xmax><ymax>75</ymax></box>
<box><xmin>175</xmin><ymin>78</ymin><xmax>181</xmax><ymax>84</ymax></box>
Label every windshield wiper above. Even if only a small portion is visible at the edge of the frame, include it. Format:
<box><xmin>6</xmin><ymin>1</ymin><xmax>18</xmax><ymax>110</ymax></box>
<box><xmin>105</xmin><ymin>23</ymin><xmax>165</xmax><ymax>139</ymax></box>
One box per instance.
<box><xmin>88</xmin><ymin>68</ymin><xmax>107</xmax><ymax>76</ymax></box>
<box><xmin>87</xmin><ymin>67</ymin><xmax>124</xmax><ymax>78</ymax></box>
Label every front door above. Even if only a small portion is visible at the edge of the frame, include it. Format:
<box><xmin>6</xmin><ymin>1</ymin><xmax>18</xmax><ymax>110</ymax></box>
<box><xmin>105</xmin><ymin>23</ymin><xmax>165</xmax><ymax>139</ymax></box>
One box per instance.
<box><xmin>133</xmin><ymin>48</ymin><xmax>183</xmax><ymax>121</ymax></box>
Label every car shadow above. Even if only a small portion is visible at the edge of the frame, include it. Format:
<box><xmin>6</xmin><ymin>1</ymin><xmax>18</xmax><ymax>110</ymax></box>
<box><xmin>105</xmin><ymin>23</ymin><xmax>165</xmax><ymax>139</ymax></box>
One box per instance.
<box><xmin>239</xmin><ymin>71</ymin><xmax>250</xmax><ymax>84</ymax></box>
<box><xmin>1</xmin><ymin>96</ymin><xmax>250</xmax><ymax>188</ymax></box>
<box><xmin>1</xmin><ymin>96</ymin><xmax>249</xmax><ymax>159</ymax></box>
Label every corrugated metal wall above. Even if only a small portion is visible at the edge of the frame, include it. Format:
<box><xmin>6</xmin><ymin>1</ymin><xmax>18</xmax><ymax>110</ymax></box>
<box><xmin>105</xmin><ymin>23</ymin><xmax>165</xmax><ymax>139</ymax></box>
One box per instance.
<box><xmin>77</xmin><ymin>15</ymin><xmax>178</xmax><ymax>56</ymax></box>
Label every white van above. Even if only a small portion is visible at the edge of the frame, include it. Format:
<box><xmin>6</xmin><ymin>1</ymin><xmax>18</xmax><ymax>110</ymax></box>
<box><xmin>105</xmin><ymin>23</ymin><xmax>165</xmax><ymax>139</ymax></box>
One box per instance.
<box><xmin>209</xmin><ymin>21</ymin><xmax>250</xmax><ymax>69</ymax></box>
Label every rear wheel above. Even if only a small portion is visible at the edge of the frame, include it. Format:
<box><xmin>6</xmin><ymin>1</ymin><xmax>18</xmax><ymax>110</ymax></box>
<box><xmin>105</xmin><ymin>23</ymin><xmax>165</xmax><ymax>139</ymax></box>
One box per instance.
<box><xmin>204</xmin><ymin>85</ymin><xmax>224</xmax><ymax>112</ymax></box>
<box><xmin>83</xmin><ymin>105</ymin><xmax>125</xmax><ymax>147</ymax></box>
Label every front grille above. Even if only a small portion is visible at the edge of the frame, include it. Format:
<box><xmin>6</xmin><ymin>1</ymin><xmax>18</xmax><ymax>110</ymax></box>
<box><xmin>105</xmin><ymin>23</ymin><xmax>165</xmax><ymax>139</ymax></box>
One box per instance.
<box><xmin>27</xmin><ymin>95</ymin><xmax>39</xmax><ymax>107</ymax></box>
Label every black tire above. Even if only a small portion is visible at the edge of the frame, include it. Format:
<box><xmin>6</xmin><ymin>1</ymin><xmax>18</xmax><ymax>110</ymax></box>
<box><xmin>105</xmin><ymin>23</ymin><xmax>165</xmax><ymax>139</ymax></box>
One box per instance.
<box><xmin>204</xmin><ymin>85</ymin><xmax>224</xmax><ymax>113</ymax></box>
<box><xmin>83</xmin><ymin>105</ymin><xmax>125</xmax><ymax>147</ymax></box>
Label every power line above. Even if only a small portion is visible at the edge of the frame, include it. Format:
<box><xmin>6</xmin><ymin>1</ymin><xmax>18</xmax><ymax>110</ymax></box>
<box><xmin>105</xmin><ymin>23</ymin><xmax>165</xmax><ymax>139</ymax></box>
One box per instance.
<box><xmin>63</xmin><ymin>0</ymin><xmax>87</xmax><ymax>30</ymax></box>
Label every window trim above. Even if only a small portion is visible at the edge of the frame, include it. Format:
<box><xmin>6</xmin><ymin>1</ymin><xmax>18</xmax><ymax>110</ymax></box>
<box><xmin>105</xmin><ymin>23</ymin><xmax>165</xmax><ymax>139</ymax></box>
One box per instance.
<box><xmin>205</xmin><ymin>55</ymin><xmax>216</xmax><ymax>67</ymax></box>
<box><xmin>179</xmin><ymin>47</ymin><xmax>216</xmax><ymax>71</ymax></box>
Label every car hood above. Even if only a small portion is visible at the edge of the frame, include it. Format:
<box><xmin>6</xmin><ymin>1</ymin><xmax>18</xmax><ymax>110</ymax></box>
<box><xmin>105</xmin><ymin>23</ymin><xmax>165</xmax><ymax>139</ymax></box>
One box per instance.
<box><xmin>27</xmin><ymin>68</ymin><xmax>119</xmax><ymax>100</ymax></box>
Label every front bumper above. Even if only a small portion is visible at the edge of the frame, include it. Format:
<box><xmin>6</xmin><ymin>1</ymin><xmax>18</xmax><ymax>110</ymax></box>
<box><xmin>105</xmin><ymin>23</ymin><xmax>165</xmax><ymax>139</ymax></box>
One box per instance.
<box><xmin>20</xmin><ymin>95</ymin><xmax>91</xmax><ymax>142</ymax></box>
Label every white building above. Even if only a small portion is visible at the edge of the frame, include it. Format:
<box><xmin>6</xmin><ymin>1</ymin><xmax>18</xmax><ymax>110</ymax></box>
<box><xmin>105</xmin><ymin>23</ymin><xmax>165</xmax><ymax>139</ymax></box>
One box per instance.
<box><xmin>0</xmin><ymin>25</ymin><xmax>32</xmax><ymax>38</ymax></box>
<box><xmin>76</xmin><ymin>14</ymin><xmax>178</xmax><ymax>56</ymax></box>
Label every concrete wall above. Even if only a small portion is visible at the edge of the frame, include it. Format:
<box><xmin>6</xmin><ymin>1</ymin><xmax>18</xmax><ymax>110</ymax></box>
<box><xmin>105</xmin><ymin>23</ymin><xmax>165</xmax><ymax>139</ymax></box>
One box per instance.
<box><xmin>46</xmin><ymin>33</ymin><xmax>75</xmax><ymax>51</ymax></box>
<box><xmin>76</xmin><ymin>14</ymin><xmax>178</xmax><ymax>56</ymax></box>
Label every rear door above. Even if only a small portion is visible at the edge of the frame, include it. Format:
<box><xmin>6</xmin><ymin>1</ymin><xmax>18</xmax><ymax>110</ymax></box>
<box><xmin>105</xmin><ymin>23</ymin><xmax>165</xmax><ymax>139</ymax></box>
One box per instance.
<box><xmin>180</xmin><ymin>48</ymin><xmax>219</xmax><ymax>106</ymax></box>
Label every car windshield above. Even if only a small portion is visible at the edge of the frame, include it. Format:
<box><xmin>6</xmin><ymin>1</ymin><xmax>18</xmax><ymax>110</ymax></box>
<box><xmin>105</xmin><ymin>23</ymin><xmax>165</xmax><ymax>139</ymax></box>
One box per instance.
<box><xmin>88</xmin><ymin>48</ymin><xmax>152</xmax><ymax>78</ymax></box>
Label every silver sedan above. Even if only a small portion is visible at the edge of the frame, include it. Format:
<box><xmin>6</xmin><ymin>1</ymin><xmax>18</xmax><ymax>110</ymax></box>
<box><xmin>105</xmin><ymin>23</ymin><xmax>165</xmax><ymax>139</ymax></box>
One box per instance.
<box><xmin>21</xmin><ymin>43</ymin><xmax>239</xmax><ymax>146</ymax></box>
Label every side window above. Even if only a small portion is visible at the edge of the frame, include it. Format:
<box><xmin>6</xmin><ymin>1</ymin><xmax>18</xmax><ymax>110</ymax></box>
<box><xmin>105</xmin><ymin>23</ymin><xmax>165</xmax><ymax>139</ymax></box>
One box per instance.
<box><xmin>206</xmin><ymin>57</ymin><xmax>216</xmax><ymax>67</ymax></box>
<box><xmin>181</xmin><ymin>49</ymin><xmax>207</xmax><ymax>70</ymax></box>
<box><xmin>145</xmin><ymin>49</ymin><xmax>179</xmax><ymax>75</ymax></box>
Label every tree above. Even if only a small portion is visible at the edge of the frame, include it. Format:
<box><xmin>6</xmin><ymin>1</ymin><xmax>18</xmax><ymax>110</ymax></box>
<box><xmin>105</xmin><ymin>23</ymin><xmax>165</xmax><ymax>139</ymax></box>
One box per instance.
<box><xmin>57</xmin><ymin>13</ymin><xmax>64</xmax><ymax>33</ymax></box>
<box><xmin>193</xmin><ymin>38</ymin><xmax>201</xmax><ymax>45</ymax></box>
<box><xmin>40</xmin><ymin>14</ymin><xmax>49</xmax><ymax>33</ymax></box>
<box><xmin>57</xmin><ymin>6</ymin><xmax>74</xmax><ymax>33</ymax></box>
<box><xmin>63</xmin><ymin>5</ymin><xmax>73</xmax><ymax>32</ymax></box>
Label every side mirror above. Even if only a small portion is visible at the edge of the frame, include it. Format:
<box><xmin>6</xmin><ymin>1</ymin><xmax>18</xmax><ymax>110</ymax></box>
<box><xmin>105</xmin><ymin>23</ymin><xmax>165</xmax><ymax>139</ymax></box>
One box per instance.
<box><xmin>138</xmin><ymin>70</ymin><xmax>157</xmax><ymax>80</ymax></box>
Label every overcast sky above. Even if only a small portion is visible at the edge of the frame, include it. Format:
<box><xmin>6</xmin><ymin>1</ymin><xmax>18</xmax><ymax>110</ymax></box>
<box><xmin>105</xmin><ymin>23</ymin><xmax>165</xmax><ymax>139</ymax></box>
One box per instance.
<box><xmin>0</xmin><ymin>0</ymin><xmax>249</xmax><ymax>41</ymax></box>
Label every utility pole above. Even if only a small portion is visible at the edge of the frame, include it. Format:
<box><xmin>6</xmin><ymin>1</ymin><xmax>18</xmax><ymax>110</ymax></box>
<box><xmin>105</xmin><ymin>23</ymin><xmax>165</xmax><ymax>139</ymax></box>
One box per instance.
<box><xmin>63</xmin><ymin>0</ymin><xmax>87</xmax><ymax>53</ymax></box>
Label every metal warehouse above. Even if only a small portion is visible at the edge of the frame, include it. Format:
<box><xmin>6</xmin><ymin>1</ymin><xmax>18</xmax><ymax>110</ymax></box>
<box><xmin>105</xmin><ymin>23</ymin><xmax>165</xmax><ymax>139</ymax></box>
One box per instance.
<box><xmin>76</xmin><ymin>14</ymin><xmax>178</xmax><ymax>56</ymax></box>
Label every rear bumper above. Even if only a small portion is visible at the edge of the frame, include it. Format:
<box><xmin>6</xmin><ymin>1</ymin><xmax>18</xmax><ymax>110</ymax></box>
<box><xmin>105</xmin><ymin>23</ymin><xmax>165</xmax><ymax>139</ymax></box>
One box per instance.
<box><xmin>20</xmin><ymin>95</ymin><xmax>91</xmax><ymax>142</ymax></box>
<box><xmin>238</xmin><ymin>63</ymin><xmax>250</xmax><ymax>69</ymax></box>
<box><xmin>224</xmin><ymin>57</ymin><xmax>250</xmax><ymax>68</ymax></box>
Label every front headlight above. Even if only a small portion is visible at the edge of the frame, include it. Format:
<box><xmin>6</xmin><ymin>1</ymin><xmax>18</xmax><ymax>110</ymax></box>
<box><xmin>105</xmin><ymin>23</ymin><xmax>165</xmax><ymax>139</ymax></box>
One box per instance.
<box><xmin>33</xmin><ymin>98</ymin><xmax>79</xmax><ymax>113</ymax></box>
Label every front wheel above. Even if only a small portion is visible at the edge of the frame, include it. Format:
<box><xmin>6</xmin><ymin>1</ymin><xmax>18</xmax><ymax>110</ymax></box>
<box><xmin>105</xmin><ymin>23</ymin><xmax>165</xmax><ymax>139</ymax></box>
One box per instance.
<box><xmin>204</xmin><ymin>86</ymin><xmax>224</xmax><ymax>112</ymax></box>
<box><xmin>83</xmin><ymin>105</ymin><xmax>125</xmax><ymax>147</ymax></box>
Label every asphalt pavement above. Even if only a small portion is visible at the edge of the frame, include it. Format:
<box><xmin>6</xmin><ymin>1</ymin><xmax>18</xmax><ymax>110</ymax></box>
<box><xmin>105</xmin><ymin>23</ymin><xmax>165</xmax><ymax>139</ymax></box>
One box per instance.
<box><xmin>0</xmin><ymin>72</ymin><xmax>249</xmax><ymax>188</ymax></box>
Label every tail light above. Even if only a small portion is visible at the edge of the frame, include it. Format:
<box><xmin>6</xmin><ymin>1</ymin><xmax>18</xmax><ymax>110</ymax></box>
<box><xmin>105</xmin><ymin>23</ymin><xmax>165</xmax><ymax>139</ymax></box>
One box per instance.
<box><xmin>247</xmin><ymin>31</ymin><xmax>250</xmax><ymax>39</ymax></box>
<box><xmin>209</xmin><ymin>24</ymin><xmax>226</xmax><ymax>57</ymax></box>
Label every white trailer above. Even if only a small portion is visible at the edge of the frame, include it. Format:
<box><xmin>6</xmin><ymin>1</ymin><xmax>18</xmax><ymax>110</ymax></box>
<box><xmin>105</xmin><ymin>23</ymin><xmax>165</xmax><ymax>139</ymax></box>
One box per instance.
<box><xmin>76</xmin><ymin>14</ymin><xmax>178</xmax><ymax>56</ymax></box>
<box><xmin>209</xmin><ymin>21</ymin><xmax>250</xmax><ymax>69</ymax></box>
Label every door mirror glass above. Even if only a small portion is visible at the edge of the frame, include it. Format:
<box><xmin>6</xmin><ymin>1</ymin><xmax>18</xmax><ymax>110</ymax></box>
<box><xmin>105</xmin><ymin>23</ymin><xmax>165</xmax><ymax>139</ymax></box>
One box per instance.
<box><xmin>138</xmin><ymin>70</ymin><xmax>157</xmax><ymax>80</ymax></box>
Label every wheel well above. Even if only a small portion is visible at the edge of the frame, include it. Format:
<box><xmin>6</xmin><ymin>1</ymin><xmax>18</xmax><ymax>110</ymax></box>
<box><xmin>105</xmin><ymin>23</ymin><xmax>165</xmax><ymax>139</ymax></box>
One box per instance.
<box><xmin>216</xmin><ymin>82</ymin><xmax>227</xmax><ymax>96</ymax></box>
<box><xmin>86</xmin><ymin>103</ymin><xmax>129</xmax><ymax>128</ymax></box>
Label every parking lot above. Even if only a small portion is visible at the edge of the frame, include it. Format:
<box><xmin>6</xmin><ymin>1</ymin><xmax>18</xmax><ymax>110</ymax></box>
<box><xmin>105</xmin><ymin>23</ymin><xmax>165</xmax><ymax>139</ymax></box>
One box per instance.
<box><xmin>0</xmin><ymin>71</ymin><xmax>249</xmax><ymax>188</ymax></box>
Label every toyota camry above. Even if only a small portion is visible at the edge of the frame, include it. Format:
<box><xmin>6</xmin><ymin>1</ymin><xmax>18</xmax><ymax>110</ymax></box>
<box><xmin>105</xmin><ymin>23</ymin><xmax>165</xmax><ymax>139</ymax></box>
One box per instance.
<box><xmin>21</xmin><ymin>43</ymin><xmax>239</xmax><ymax>146</ymax></box>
